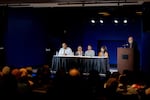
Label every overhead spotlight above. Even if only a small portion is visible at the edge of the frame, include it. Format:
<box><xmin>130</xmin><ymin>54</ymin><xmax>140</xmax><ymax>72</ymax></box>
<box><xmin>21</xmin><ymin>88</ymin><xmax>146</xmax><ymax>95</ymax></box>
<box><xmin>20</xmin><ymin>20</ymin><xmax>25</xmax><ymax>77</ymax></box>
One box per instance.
<box><xmin>91</xmin><ymin>19</ymin><xmax>95</xmax><ymax>24</ymax></box>
<box><xmin>114</xmin><ymin>19</ymin><xmax>118</xmax><ymax>24</ymax></box>
<box><xmin>100</xmin><ymin>19</ymin><xmax>104</xmax><ymax>24</ymax></box>
<box><xmin>123</xmin><ymin>19</ymin><xmax>128</xmax><ymax>24</ymax></box>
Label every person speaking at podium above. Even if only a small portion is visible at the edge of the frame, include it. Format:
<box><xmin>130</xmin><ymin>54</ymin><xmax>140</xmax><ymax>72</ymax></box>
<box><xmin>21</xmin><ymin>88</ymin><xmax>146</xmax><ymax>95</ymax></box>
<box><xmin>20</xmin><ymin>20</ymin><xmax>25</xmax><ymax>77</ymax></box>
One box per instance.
<box><xmin>127</xmin><ymin>36</ymin><xmax>138</xmax><ymax>49</ymax></box>
<box><xmin>58</xmin><ymin>42</ymin><xmax>73</xmax><ymax>56</ymax></box>
<box><xmin>127</xmin><ymin>36</ymin><xmax>140</xmax><ymax>72</ymax></box>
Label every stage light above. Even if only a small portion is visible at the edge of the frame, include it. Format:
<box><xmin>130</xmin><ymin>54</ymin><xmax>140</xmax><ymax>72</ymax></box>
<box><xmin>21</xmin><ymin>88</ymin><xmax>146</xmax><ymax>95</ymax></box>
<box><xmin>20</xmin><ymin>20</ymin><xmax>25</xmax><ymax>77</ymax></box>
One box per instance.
<box><xmin>100</xmin><ymin>19</ymin><xmax>104</xmax><ymax>23</ymax></box>
<box><xmin>123</xmin><ymin>19</ymin><xmax>128</xmax><ymax>24</ymax></box>
<box><xmin>114</xmin><ymin>19</ymin><xmax>118</xmax><ymax>24</ymax></box>
<box><xmin>91</xmin><ymin>19</ymin><xmax>95</xmax><ymax>24</ymax></box>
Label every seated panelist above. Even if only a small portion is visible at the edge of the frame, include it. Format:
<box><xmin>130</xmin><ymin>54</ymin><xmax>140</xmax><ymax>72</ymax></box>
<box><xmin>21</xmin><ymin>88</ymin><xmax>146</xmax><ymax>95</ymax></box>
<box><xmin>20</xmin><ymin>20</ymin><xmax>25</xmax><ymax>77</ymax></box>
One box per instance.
<box><xmin>85</xmin><ymin>45</ymin><xmax>95</xmax><ymax>56</ymax></box>
<box><xmin>75</xmin><ymin>45</ymin><xmax>84</xmax><ymax>56</ymax></box>
<box><xmin>98</xmin><ymin>45</ymin><xmax>109</xmax><ymax>58</ymax></box>
<box><xmin>58</xmin><ymin>42</ymin><xmax>73</xmax><ymax>56</ymax></box>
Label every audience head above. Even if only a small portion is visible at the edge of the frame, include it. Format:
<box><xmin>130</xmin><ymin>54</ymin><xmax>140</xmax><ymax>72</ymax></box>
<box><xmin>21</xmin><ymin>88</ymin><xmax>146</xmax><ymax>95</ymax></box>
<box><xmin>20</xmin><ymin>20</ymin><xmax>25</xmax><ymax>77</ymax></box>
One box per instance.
<box><xmin>105</xmin><ymin>71</ymin><xmax>111</xmax><ymax>79</ymax></box>
<box><xmin>69</xmin><ymin>68</ymin><xmax>80</xmax><ymax>77</ymax></box>
<box><xmin>43</xmin><ymin>64</ymin><xmax>49</xmax><ymax>69</ymax></box>
<box><xmin>26</xmin><ymin>66</ymin><xmax>33</xmax><ymax>78</ymax></box>
<box><xmin>104</xmin><ymin>77</ymin><xmax>118</xmax><ymax>89</ymax></box>
<box><xmin>26</xmin><ymin>66</ymin><xmax>32</xmax><ymax>73</ymax></box>
<box><xmin>2</xmin><ymin>66</ymin><xmax>11</xmax><ymax>75</ymax></box>
<box><xmin>42</xmin><ymin>64</ymin><xmax>50</xmax><ymax>76</ymax></box>
<box><xmin>118</xmin><ymin>75</ymin><xmax>128</xmax><ymax>84</ymax></box>
<box><xmin>0</xmin><ymin>71</ymin><xmax>3</xmax><ymax>77</ymax></box>
<box><xmin>110</xmin><ymin>72</ymin><xmax>120</xmax><ymax>80</ymax></box>
<box><xmin>11</xmin><ymin>68</ymin><xmax>20</xmax><ymax>78</ymax></box>
<box><xmin>89</xmin><ymin>70</ymin><xmax>99</xmax><ymax>77</ymax></box>
<box><xmin>145</xmin><ymin>88</ymin><xmax>150</xmax><ymax>95</ymax></box>
<box><xmin>19</xmin><ymin>68</ymin><xmax>28</xmax><ymax>77</ymax></box>
<box><xmin>56</xmin><ymin>67</ymin><xmax>66</xmax><ymax>77</ymax></box>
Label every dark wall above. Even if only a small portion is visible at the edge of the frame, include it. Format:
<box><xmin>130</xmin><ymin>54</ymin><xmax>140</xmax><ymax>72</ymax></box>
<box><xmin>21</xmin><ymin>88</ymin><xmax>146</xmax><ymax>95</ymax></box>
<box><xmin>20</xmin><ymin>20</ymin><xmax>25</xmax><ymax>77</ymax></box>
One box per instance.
<box><xmin>141</xmin><ymin>33</ymin><xmax>150</xmax><ymax>74</ymax></box>
<box><xmin>4</xmin><ymin>8</ymin><xmax>47</xmax><ymax>67</ymax></box>
<box><xmin>0</xmin><ymin>7</ymin><xmax>7</xmax><ymax>67</ymax></box>
<box><xmin>141</xmin><ymin>3</ymin><xmax>150</xmax><ymax>75</ymax></box>
<box><xmin>3</xmin><ymin>7</ymin><xmax>85</xmax><ymax>67</ymax></box>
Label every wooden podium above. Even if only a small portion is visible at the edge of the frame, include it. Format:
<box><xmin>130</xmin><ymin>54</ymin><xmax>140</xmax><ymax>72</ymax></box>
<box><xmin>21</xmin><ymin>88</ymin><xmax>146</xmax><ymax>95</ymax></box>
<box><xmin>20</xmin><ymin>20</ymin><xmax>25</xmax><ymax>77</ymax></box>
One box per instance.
<box><xmin>117</xmin><ymin>48</ymin><xmax>134</xmax><ymax>74</ymax></box>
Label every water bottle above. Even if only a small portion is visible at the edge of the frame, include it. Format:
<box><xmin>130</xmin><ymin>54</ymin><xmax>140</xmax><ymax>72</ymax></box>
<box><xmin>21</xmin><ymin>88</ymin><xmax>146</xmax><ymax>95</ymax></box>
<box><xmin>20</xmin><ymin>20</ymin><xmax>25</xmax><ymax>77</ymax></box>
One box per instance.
<box><xmin>56</xmin><ymin>51</ymin><xmax>58</xmax><ymax>56</ymax></box>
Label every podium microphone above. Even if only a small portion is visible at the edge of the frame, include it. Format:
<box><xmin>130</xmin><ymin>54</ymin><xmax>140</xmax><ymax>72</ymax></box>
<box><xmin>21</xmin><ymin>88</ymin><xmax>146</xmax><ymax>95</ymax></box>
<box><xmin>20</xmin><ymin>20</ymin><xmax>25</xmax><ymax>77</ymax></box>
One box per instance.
<box><xmin>123</xmin><ymin>44</ymin><xmax>128</xmax><ymax>46</ymax></box>
<box><xmin>122</xmin><ymin>44</ymin><xmax>128</xmax><ymax>48</ymax></box>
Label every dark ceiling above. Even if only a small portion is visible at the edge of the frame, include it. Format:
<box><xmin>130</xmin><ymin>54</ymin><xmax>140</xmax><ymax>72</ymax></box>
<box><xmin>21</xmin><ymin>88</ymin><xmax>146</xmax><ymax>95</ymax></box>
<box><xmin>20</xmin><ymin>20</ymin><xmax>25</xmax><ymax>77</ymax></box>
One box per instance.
<box><xmin>0</xmin><ymin>0</ymin><xmax>148</xmax><ymax>5</ymax></box>
<box><xmin>0</xmin><ymin>1</ymin><xmax>150</xmax><ymax>18</ymax></box>
<box><xmin>0</xmin><ymin>0</ymin><xmax>138</xmax><ymax>4</ymax></box>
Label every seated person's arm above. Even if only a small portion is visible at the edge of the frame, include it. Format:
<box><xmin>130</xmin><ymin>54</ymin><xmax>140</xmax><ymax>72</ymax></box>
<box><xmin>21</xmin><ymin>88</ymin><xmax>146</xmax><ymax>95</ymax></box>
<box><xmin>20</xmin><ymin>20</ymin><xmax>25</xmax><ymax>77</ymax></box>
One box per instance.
<box><xmin>67</xmin><ymin>48</ymin><xmax>74</xmax><ymax>55</ymax></box>
<box><xmin>98</xmin><ymin>52</ymin><xmax>102</xmax><ymax>56</ymax></box>
<box><xmin>98</xmin><ymin>52</ymin><xmax>108</xmax><ymax>58</ymax></box>
<box><xmin>58</xmin><ymin>48</ymin><xmax>64</xmax><ymax>55</ymax></box>
<box><xmin>104</xmin><ymin>52</ymin><xmax>109</xmax><ymax>58</ymax></box>
<box><xmin>93</xmin><ymin>50</ymin><xmax>95</xmax><ymax>56</ymax></box>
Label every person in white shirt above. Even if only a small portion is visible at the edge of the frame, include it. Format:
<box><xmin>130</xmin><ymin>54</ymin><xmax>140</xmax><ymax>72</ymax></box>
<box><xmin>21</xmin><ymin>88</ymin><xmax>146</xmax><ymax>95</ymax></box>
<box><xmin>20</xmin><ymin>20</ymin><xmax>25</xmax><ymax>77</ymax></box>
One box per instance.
<box><xmin>58</xmin><ymin>43</ymin><xmax>73</xmax><ymax>56</ymax></box>
<box><xmin>85</xmin><ymin>45</ymin><xmax>95</xmax><ymax>56</ymax></box>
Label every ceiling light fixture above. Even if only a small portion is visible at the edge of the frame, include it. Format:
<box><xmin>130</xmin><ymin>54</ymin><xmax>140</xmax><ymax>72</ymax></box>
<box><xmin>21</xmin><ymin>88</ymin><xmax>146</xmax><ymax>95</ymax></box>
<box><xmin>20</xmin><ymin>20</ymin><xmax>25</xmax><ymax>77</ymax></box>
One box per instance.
<box><xmin>98</xmin><ymin>12</ymin><xmax>110</xmax><ymax>16</ymax></box>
